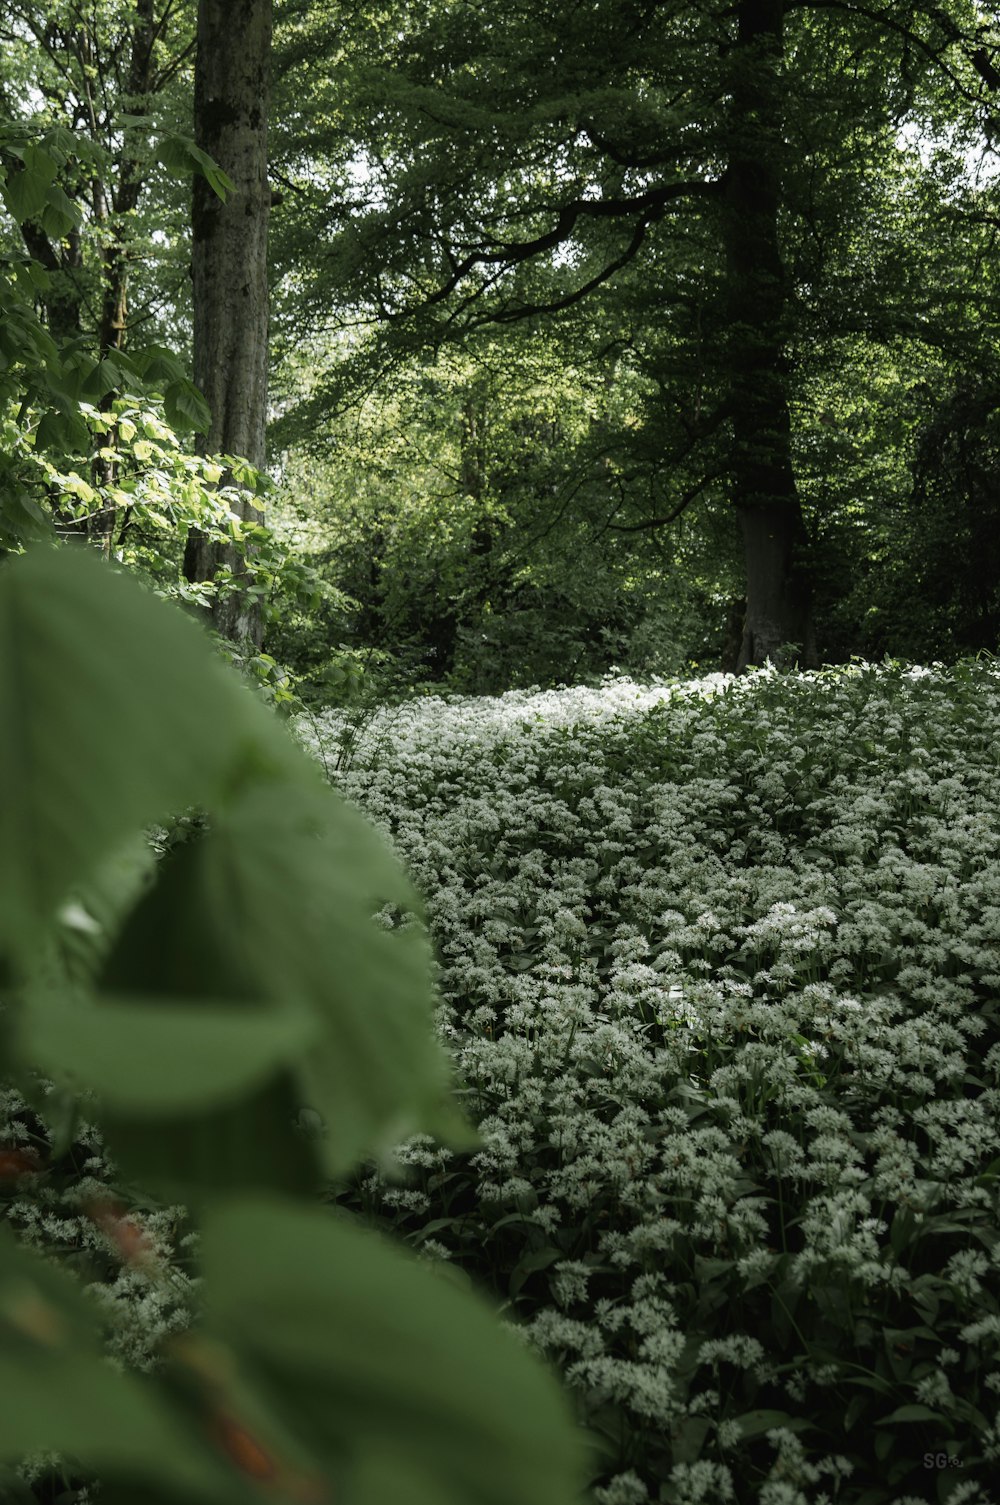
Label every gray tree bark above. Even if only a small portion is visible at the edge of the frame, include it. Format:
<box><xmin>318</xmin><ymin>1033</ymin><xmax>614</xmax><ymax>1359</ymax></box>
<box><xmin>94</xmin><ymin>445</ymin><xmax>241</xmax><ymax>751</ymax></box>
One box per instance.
<box><xmin>183</xmin><ymin>0</ymin><xmax>272</xmax><ymax>647</ymax></box>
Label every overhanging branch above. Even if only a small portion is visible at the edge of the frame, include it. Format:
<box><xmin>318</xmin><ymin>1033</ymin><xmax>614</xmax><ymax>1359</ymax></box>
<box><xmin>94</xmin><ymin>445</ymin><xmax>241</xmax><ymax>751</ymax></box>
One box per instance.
<box><xmin>419</xmin><ymin>176</ymin><xmax>720</xmax><ymax>309</ymax></box>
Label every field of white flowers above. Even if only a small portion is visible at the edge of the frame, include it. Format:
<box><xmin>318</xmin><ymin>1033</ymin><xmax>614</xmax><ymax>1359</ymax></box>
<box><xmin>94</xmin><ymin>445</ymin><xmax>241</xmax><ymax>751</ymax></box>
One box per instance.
<box><xmin>299</xmin><ymin>661</ymin><xmax>1000</xmax><ymax>1505</ymax></box>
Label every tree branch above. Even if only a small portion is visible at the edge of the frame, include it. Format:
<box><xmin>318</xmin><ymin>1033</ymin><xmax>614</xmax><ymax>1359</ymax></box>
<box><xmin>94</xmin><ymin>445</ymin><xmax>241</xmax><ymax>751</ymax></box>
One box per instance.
<box><xmin>601</xmin><ymin>469</ymin><xmax>725</xmax><ymax>533</ymax></box>
<box><xmin>414</xmin><ymin>176</ymin><xmax>719</xmax><ymax>309</ymax></box>
<box><xmin>464</xmin><ymin>211</ymin><xmax>660</xmax><ymax>327</ymax></box>
<box><xmin>790</xmin><ymin>0</ymin><xmax>991</xmax><ymax>108</ymax></box>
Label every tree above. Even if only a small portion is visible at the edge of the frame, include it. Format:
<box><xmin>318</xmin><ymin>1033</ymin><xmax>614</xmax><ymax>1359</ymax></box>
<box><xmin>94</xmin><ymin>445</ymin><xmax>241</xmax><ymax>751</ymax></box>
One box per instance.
<box><xmin>182</xmin><ymin>0</ymin><xmax>272</xmax><ymax>647</ymax></box>
<box><xmin>0</xmin><ymin>1</ymin><xmax>206</xmax><ymax>550</ymax></box>
<box><xmin>267</xmin><ymin>0</ymin><xmax>1000</xmax><ymax>669</ymax></box>
<box><xmin>267</xmin><ymin>321</ymin><xmax>742</xmax><ymax>698</ymax></box>
<box><xmin>0</xmin><ymin>2</ymin><xmax>198</xmax><ymax>359</ymax></box>
<box><xmin>719</xmin><ymin>0</ymin><xmax>813</xmax><ymax>667</ymax></box>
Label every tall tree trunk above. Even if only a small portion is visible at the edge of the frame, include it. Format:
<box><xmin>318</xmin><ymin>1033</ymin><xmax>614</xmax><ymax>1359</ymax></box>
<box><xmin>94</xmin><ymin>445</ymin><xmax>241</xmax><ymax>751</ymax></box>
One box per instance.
<box><xmin>182</xmin><ymin>0</ymin><xmax>272</xmax><ymax>648</ymax></box>
<box><xmin>721</xmin><ymin>0</ymin><xmax>814</xmax><ymax>670</ymax></box>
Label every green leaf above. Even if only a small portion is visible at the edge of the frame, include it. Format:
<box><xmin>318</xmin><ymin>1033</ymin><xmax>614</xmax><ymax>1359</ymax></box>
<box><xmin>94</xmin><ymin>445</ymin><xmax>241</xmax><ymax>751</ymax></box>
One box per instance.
<box><xmin>155</xmin><ymin>135</ymin><xmax>235</xmax><ymax>202</ymax></box>
<box><xmin>733</xmin><ymin>1409</ymin><xmax>815</xmax><ymax>1440</ymax></box>
<box><xmin>200</xmin><ymin>1197</ymin><xmax>586</xmax><ymax>1505</ymax></box>
<box><xmin>844</xmin><ymin>1392</ymin><xmax>867</xmax><ymax>1432</ymax></box>
<box><xmin>164</xmin><ymin>376</ymin><xmax>212</xmax><ymax>434</ymax></box>
<box><xmin>876</xmin><ymin>1404</ymin><xmax>949</xmax><ymax>1425</ymax></box>
<box><xmin>347</xmin><ymin>1448</ymin><xmax>470</xmax><ymax>1505</ymax></box>
<box><xmin>98</xmin><ymin>833</ymin><xmax>267</xmax><ymax>1003</ymax></box>
<box><xmin>671</xmin><ymin>1414</ymin><xmax>712</xmax><ymax>1464</ymax></box>
<box><xmin>186</xmin><ymin>143</ymin><xmax>237</xmax><ymax>202</ymax></box>
<box><xmin>103</xmin><ymin>1073</ymin><xmax>323</xmax><ymax>1201</ymax></box>
<box><xmin>2</xmin><ymin>166</ymin><xmax>50</xmax><ymax>223</ymax></box>
<box><xmin>14</xmin><ymin>143</ymin><xmax>58</xmax><ymax>184</ymax></box>
<box><xmin>17</xmin><ymin>987</ymin><xmax>317</xmax><ymax>1114</ymax></box>
<box><xmin>82</xmin><ymin>356</ymin><xmax>127</xmax><ymax>402</ymax></box>
<box><xmin>0</xmin><ymin>545</ymin><xmax>283</xmax><ymax>961</ymax></box>
<box><xmin>40</xmin><ymin>183</ymin><xmax>80</xmax><ymax>237</ymax></box>
<box><xmin>34</xmin><ymin>406</ymin><xmax>89</xmax><ymax>454</ymax></box>
<box><xmin>509</xmin><ymin>1245</ymin><xmax>561</xmax><ymax>1297</ymax></box>
<box><xmin>0</xmin><ymin>1226</ymin><xmax>235</xmax><ymax>1498</ymax></box>
<box><xmin>201</xmin><ymin>781</ymin><xmax>479</xmax><ymax>1173</ymax></box>
<box><xmin>87</xmin><ymin>792</ymin><xmax>475</xmax><ymax>1180</ymax></box>
<box><xmin>134</xmin><ymin>345</ymin><xmax>187</xmax><ymax>387</ymax></box>
<box><xmin>0</xmin><ymin>491</ymin><xmax>53</xmax><ymax>545</ymax></box>
<box><xmin>38</xmin><ymin>126</ymin><xmax>78</xmax><ymax>166</ymax></box>
<box><xmin>60</xmin><ymin>470</ymin><xmax>97</xmax><ymax>505</ymax></box>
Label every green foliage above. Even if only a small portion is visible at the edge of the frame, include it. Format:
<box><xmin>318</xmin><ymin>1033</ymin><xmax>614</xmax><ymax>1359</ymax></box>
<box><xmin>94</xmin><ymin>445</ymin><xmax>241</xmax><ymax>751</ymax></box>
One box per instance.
<box><xmin>269</xmin><ymin>338</ymin><xmax>739</xmax><ymax>697</ymax></box>
<box><xmin>0</xmin><ymin>122</ymin><xmax>319</xmax><ymax>670</ymax></box>
<box><xmin>267</xmin><ymin>0</ymin><xmax>1000</xmax><ymax>672</ymax></box>
<box><xmin>155</xmin><ymin>133</ymin><xmax>236</xmax><ymax>204</ymax></box>
<box><xmin>859</xmin><ymin>374</ymin><xmax>1000</xmax><ymax>660</ymax></box>
<box><xmin>0</xmin><ymin>121</ymin><xmax>194</xmax><ymax>415</ymax></box>
<box><xmin>0</xmin><ymin>544</ymin><xmax>585</xmax><ymax>1505</ymax></box>
<box><xmin>0</xmin><ymin>3</ymin><xmax>201</xmax><ymax>357</ymax></box>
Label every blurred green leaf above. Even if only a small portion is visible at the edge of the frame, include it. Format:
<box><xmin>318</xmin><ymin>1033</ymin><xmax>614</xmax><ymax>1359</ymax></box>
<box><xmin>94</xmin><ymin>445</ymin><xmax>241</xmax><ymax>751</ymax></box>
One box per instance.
<box><xmin>18</xmin><ymin>987</ymin><xmax>316</xmax><ymax>1113</ymax></box>
<box><xmin>0</xmin><ymin>546</ymin><xmax>281</xmax><ymax>961</ymax></box>
<box><xmin>104</xmin><ymin>1073</ymin><xmax>322</xmax><ymax>1202</ymax></box>
<box><xmin>200</xmin><ymin>1197</ymin><xmax>586</xmax><ymax>1505</ymax></box>
<box><xmin>202</xmin><ymin>781</ymin><xmax>478</xmax><ymax>1173</ymax></box>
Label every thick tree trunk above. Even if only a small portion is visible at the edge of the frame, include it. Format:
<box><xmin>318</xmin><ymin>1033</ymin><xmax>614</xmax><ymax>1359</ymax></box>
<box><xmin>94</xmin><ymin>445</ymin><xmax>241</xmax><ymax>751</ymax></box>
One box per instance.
<box><xmin>738</xmin><ymin>505</ymin><xmax>813</xmax><ymax>667</ymax></box>
<box><xmin>182</xmin><ymin>0</ymin><xmax>272</xmax><ymax>648</ymax></box>
<box><xmin>721</xmin><ymin>0</ymin><xmax>813</xmax><ymax>670</ymax></box>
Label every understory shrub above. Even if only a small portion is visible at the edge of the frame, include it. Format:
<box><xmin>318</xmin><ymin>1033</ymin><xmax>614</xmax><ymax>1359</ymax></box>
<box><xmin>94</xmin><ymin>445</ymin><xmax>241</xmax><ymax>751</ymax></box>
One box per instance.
<box><xmin>299</xmin><ymin>659</ymin><xmax>1000</xmax><ymax>1505</ymax></box>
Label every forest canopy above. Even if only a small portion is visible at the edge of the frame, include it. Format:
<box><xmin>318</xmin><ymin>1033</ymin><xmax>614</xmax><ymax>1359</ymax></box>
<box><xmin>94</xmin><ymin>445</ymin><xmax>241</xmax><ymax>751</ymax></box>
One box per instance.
<box><xmin>0</xmin><ymin>0</ymin><xmax>997</xmax><ymax>698</ymax></box>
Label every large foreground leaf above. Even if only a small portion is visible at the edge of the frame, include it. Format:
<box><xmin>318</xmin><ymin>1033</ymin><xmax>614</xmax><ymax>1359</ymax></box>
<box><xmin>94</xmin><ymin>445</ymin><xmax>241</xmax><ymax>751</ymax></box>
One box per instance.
<box><xmin>200</xmin><ymin>1197</ymin><xmax>586</xmax><ymax>1505</ymax></box>
<box><xmin>200</xmin><ymin>782</ymin><xmax>477</xmax><ymax>1173</ymax></box>
<box><xmin>0</xmin><ymin>545</ymin><xmax>286</xmax><ymax>960</ymax></box>
<box><xmin>19</xmin><ymin>988</ymin><xmax>317</xmax><ymax>1112</ymax></box>
<box><xmin>102</xmin><ymin>1074</ymin><xmax>324</xmax><ymax>1200</ymax></box>
<box><xmin>1</xmin><ymin>545</ymin><xmax>473</xmax><ymax>1186</ymax></box>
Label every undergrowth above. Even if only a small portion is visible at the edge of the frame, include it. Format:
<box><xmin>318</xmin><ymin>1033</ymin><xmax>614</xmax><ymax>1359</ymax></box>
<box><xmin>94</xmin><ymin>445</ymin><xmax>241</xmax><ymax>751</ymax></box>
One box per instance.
<box><xmin>299</xmin><ymin>660</ymin><xmax>1000</xmax><ymax>1505</ymax></box>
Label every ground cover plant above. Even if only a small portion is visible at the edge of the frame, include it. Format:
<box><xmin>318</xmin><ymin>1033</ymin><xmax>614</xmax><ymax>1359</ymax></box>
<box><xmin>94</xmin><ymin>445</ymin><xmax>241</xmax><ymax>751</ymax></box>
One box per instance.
<box><xmin>298</xmin><ymin>661</ymin><xmax>1000</xmax><ymax>1505</ymax></box>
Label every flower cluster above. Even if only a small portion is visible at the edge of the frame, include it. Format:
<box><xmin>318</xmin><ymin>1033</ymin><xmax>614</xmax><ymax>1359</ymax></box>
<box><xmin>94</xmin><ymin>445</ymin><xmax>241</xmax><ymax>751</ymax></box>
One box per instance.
<box><xmin>1</xmin><ymin>1086</ymin><xmax>197</xmax><ymax>1375</ymax></box>
<box><xmin>302</xmin><ymin>661</ymin><xmax>1000</xmax><ymax>1503</ymax></box>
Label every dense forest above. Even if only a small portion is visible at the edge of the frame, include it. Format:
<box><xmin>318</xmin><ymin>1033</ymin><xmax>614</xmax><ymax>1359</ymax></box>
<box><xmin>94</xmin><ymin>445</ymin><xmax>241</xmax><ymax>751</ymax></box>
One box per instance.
<box><xmin>2</xmin><ymin>0</ymin><xmax>999</xmax><ymax>692</ymax></box>
<box><xmin>1</xmin><ymin>3</ymin><xmax>999</xmax><ymax>1504</ymax></box>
